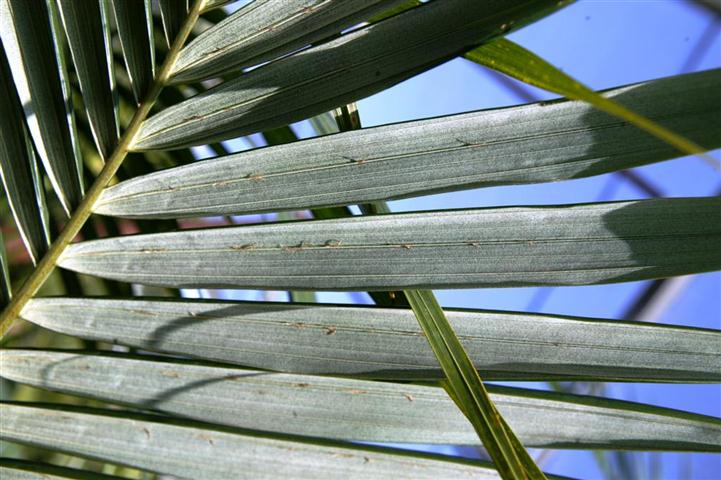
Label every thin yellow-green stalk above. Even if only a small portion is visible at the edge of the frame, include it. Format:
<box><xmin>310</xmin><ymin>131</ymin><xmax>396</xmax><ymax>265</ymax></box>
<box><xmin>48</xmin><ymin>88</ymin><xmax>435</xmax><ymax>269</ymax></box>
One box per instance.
<box><xmin>0</xmin><ymin>0</ymin><xmax>207</xmax><ymax>339</ymax></box>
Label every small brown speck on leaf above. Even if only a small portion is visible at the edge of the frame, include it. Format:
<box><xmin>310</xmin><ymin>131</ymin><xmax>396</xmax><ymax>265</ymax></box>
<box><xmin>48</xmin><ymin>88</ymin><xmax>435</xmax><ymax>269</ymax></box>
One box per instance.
<box><xmin>197</xmin><ymin>433</ymin><xmax>215</xmax><ymax>446</ymax></box>
<box><xmin>404</xmin><ymin>394</ymin><xmax>415</xmax><ymax>402</ymax></box>
<box><xmin>325</xmin><ymin>326</ymin><xmax>337</xmax><ymax>335</ymax></box>
<box><xmin>230</xmin><ymin>243</ymin><xmax>256</xmax><ymax>251</ymax></box>
<box><xmin>283</xmin><ymin>241</ymin><xmax>307</xmax><ymax>253</ymax></box>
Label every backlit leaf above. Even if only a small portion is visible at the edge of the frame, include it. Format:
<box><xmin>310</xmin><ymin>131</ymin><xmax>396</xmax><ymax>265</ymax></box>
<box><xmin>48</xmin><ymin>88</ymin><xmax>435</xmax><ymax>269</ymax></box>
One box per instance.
<box><xmin>0</xmin><ymin>0</ymin><xmax>83</xmax><ymax>214</ymax></box>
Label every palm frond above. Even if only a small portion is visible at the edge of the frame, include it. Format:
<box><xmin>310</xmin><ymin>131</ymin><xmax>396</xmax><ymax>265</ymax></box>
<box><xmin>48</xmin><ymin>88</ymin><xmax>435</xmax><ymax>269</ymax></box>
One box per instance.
<box><xmin>0</xmin><ymin>1</ymin><xmax>718</xmax><ymax>479</ymax></box>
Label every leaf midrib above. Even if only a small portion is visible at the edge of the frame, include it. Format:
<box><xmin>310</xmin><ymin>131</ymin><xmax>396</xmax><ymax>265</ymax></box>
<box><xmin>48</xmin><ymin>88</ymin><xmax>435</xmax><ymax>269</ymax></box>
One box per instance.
<box><xmin>0</xmin><ymin>0</ymin><xmax>207</xmax><ymax>338</ymax></box>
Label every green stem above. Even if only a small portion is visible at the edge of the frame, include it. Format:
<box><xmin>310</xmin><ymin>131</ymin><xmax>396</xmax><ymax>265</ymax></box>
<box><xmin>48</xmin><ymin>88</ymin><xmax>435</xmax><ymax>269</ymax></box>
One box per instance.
<box><xmin>0</xmin><ymin>0</ymin><xmax>206</xmax><ymax>339</ymax></box>
<box><xmin>335</xmin><ymin>107</ymin><xmax>544</xmax><ymax>478</ymax></box>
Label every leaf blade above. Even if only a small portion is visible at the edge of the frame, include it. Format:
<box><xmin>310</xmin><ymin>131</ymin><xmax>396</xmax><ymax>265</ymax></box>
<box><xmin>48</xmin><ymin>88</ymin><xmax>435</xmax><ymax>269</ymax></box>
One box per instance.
<box><xmin>21</xmin><ymin>298</ymin><xmax>721</xmax><ymax>383</ymax></box>
<box><xmin>0</xmin><ymin>231</ymin><xmax>10</xmax><ymax>309</ymax></box>
<box><xmin>0</xmin><ymin>41</ymin><xmax>50</xmax><ymax>264</ymax></box>
<box><xmin>63</xmin><ymin>198</ymin><xmax>721</xmax><ymax>290</ymax></box>
<box><xmin>0</xmin><ymin>0</ymin><xmax>83</xmax><ymax>214</ymax></box>
<box><xmin>171</xmin><ymin>0</ymin><xmax>410</xmax><ymax>84</ymax></box>
<box><xmin>110</xmin><ymin>0</ymin><xmax>154</xmax><ymax>104</ymax></box>
<box><xmin>57</xmin><ymin>0</ymin><xmax>119</xmax><ymax>160</ymax></box>
<box><xmin>158</xmin><ymin>0</ymin><xmax>188</xmax><ymax>50</ymax></box>
<box><xmin>0</xmin><ymin>403</ymin><xmax>516</xmax><ymax>479</ymax></box>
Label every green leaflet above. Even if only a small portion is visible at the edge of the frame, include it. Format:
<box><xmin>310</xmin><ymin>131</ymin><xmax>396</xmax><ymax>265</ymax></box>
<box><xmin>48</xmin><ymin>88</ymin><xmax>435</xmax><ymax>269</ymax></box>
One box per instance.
<box><xmin>0</xmin><ymin>459</ymin><xmax>124</xmax><ymax>480</ymax></box>
<box><xmin>0</xmin><ymin>42</ymin><xmax>50</xmax><ymax>264</ymax></box>
<box><xmin>465</xmin><ymin>38</ymin><xmax>718</xmax><ymax>167</ymax></box>
<box><xmin>45</xmin><ymin>0</ymin><xmax>83</xmax><ymax>196</ymax></box>
<box><xmin>21</xmin><ymin>298</ymin><xmax>720</xmax><ymax>382</ymax></box>
<box><xmin>3</xmin><ymin>350</ymin><xmax>720</xmax><ymax>452</ymax></box>
<box><xmin>62</xmin><ymin>198</ymin><xmax>721</xmax><ymax>291</ymax></box>
<box><xmin>171</xmin><ymin>0</ymin><xmax>409</xmax><ymax>84</ymax></box>
<box><xmin>158</xmin><ymin>0</ymin><xmax>188</xmax><ymax>49</ymax></box>
<box><xmin>99</xmin><ymin>0</ymin><xmax>119</xmax><ymax>136</ymax></box>
<box><xmin>0</xmin><ymin>403</ymin><xmax>521</xmax><ymax>480</ymax></box>
<box><xmin>404</xmin><ymin>290</ymin><xmax>544</xmax><ymax>479</ymax></box>
<box><xmin>134</xmin><ymin>0</ymin><xmax>569</xmax><ymax>150</ymax></box>
<box><xmin>0</xmin><ymin>231</ymin><xmax>9</xmax><ymax>309</ymax></box>
<box><xmin>0</xmin><ymin>0</ymin><xmax>83</xmax><ymax>214</ymax></box>
<box><xmin>368</xmin><ymin>0</ymin><xmax>421</xmax><ymax>23</ymax></box>
<box><xmin>57</xmin><ymin>0</ymin><xmax>119</xmax><ymax>160</ymax></box>
<box><xmin>110</xmin><ymin>0</ymin><xmax>155</xmax><ymax>104</ymax></box>
<box><xmin>96</xmin><ymin>69</ymin><xmax>721</xmax><ymax>219</ymax></box>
